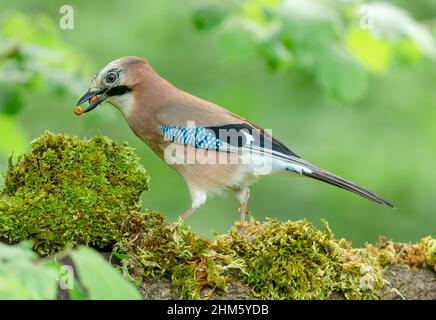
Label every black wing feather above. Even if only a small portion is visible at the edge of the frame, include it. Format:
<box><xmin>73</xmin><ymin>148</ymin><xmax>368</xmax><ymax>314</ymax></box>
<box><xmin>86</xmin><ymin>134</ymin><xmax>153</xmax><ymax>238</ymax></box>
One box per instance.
<box><xmin>206</xmin><ymin>123</ymin><xmax>300</xmax><ymax>158</ymax></box>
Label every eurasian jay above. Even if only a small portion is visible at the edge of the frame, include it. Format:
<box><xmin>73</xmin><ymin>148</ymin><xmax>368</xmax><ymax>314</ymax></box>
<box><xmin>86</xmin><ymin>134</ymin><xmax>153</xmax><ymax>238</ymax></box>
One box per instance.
<box><xmin>75</xmin><ymin>56</ymin><xmax>394</xmax><ymax>233</ymax></box>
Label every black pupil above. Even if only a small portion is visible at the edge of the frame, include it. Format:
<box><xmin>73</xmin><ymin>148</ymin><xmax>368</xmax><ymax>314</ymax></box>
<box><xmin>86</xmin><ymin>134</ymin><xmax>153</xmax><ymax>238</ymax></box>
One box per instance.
<box><xmin>107</xmin><ymin>73</ymin><xmax>116</xmax><ymax>83</ymax></box>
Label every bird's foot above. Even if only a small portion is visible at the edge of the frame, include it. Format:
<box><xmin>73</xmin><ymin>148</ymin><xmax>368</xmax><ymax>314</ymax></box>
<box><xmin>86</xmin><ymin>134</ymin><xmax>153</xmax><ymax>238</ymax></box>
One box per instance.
<box><xmin>237</xmin><ymin>225</ymin><xmax>254</xmax><ymax>244</ymax></box>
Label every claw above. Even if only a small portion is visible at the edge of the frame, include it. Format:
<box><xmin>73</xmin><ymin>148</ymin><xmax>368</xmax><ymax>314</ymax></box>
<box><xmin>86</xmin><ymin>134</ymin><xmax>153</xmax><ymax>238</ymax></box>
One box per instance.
<box><xmin>237</xmin><ymin>225</ymin><xmax>254</xmax><ymax>244</ymax></box>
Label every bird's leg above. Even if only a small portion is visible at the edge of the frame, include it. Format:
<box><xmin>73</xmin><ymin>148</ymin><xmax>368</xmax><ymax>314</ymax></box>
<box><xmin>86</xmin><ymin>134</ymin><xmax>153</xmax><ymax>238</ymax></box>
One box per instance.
<box><xmin>236</xmin><ymin>187</ymin><xmax>250</xmax><ymax>226</ymax></box>
<box><xmin>179</xmin><ymin>190</ymin><xmax>207</xmax><ymax>221</ymax></box>
<box><xmin>239</xmin><ymin>198</ymin><xmax>248</xmax><ymax>227</ymax></box>
<box><xmin>235</xmin><ymin>188</ymin><xmax>253</xmax><ymax>242</ymax></box>
<box><xmin>181</xmin><ymin>207</ymin><xmax>197</xmax><ymax>220</ymax></box>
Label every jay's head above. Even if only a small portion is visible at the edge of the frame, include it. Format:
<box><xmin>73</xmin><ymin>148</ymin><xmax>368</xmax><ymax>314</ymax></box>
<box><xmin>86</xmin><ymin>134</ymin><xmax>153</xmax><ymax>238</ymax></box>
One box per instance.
<box><xmin>76</xmin><ymin>56</ymin><xmax>149</xmax><ymax>115</ymax></box>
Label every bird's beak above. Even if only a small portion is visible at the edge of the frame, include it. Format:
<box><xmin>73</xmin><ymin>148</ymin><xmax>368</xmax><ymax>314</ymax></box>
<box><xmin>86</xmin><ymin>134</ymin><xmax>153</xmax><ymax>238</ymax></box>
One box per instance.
<box><xmin>75</xmin><ymin>87</ymin><xmax>110</xmax><ymax>114</ymax></box>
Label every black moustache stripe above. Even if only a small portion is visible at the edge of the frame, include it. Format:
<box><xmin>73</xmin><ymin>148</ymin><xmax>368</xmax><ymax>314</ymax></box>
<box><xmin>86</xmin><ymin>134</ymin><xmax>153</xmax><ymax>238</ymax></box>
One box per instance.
<box><xmin>106</xmin><ymin>85</ymin><xmax>131</xmax><ymax>96</ymax></box>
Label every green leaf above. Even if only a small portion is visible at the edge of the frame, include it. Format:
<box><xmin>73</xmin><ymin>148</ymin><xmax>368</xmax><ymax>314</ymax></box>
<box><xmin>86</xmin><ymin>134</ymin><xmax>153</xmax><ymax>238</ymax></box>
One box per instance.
<box><xmin>395</xmin><ymin>38</ymin><xmax>422</xmax><ymax>64</ymax></box>
<box><xmin>362</xmin><ymin>3</ymin><xmax>436</xmax><ymax>58</ymax></box>
<box><xmin>346</xmin><ymin>27</ymin><xmax>392</xmax><ymax>73</ymax></box>
<box><xmin>192</xmin><ymin>3</ymin><xmax>228</xmax><ymax>31</ymax></box>
<box><xmin>0</xmin><ymin>13</ymin><xmax>93</xmax><ymax>97</ymax></box>
<box><xmin>1</xmin><ymin>14</ymin><xmax>34</xmax><ymax>41</ymax></box>
<box><xmin>67</xmin><ymin>282</ymin><xmax>86</xmax><ymax>300</ymax></box>
<box><xmin>315</xmin><ymin>45</ymin><xmax>368</xmax><ymax>103</ymax></box>
<box><xmin>71</xmin><ymin>247</ymin><xmax>141</xmax><ymax>300</ymax></box>
<box><xmin>219</xmin><ymin>18</ymin><xmax>262</xmax><ymax>63</ymax></box>
<box><xmin>242</xmin><ymin>0</ymin><xmax>279</xmax><ymax>24</ymax></box>
<box><xmin>191</xmin><ymin>0</ymin><xmax>435</xmax><ymax>103</ymax></box>
<box><xmin>0</xmin><ymin>242</ymin><xmax>36</xmax><ymax>261</ymax></box>
<box><xmin>259</xmin><ymin>37</ymin><xmax>294</xmax><ymax>71</ymax></box>
<box><xmin>111</xmin><ymin>252</ymin><xmax>129</xmax><ymax>260</ymax></box>
<box><xmin>0</xmin><ymin>242</ymin><xmax>59</xmax><ymax>299</ymax></box>
<box><xmin>279</xmin><ymin>0</ymin><xmax>341</xmax><ymax>47</ymax></box>
<box><xmin>0</xmin><ymin>89</ymin><xmax>25</xmax><ymax>115</ymax></box>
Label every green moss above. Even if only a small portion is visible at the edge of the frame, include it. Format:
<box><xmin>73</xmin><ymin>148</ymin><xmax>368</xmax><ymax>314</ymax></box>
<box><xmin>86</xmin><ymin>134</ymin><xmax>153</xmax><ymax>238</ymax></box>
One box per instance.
<box><xmin>0</xmin><ymin>132</ymin><xmax>149</xmax><ymax>255</ymax></box>
<box><xmin>420</xmin><ymin>237</ymin><xmax>436</xmax><ymax>271</ymax></box>
<box><xmin>118</xmin><ymin>214</ymin><xmax>384</xmax><ymax>300</ymax></box>
<box><xmin>116</xmin><ymin>210</ymin><xmax>178</xmax><ymax>278</ymax></box>
<box><xmin>215</xmin><ymin>219</ymin><xmax>383</xmax><ymax>300</ymax></box>
<box><xmin>116</xmin><ymin>211</ymin><xmax>244</xmax><ymax>299</ymax></box>
<box><xmin>364</xmin><ymin>236</ymin><xmax>436</xmax><ymax>270</ymax></box>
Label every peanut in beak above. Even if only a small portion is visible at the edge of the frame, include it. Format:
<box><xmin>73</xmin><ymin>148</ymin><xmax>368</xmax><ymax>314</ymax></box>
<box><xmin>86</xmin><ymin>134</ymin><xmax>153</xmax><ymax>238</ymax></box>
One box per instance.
<box><xmin>74</xmin><ymin>95</ymin><xmax>98</xmax><ymax>116</ymax></box>
<box><xmin>89</xmin><ymin>95</ymin><xmax>98</xmax><ymax>104</ymax></box>
<box><xmin>74</xmin><ymin>106</ymin><xmax>83</xmax><ymax>115</ymax></box>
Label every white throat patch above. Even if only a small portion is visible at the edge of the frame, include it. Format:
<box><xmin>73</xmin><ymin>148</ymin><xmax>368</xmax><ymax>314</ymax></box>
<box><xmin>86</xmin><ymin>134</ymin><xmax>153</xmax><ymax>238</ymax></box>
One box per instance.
<box><xmin>106</xmin><ymin>92</ymin><xmax>134</xmax><ymax>118</ymax></box>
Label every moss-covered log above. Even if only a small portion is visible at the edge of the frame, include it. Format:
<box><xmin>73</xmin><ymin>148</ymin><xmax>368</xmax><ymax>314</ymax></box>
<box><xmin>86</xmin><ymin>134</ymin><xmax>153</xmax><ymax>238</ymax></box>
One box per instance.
<box><xmin>0</xmin><ymin>132</ymin><xmax>149</xmax><ymax>255</ymax></box>
<box><xmin>113</xmin><ymin>211</ymin><xmax>435</xmax><ymax>300</ymax></box>
<box><xmin>136</xmin><ymin>263</ymin><xmax>436</xmax><ymax>300</ymax></box>
<box><xmin>1</xmin><ymin>132</ymin><xmax>434</xmax><ymax>300</ymax></box>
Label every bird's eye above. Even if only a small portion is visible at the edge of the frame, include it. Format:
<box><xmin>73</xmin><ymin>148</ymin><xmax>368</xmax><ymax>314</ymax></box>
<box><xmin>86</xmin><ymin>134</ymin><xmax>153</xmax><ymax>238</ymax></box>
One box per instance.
<box><xmin>105</xmin><ymin>72</ymin><xmax>118</xmax><ymax>84</ymax></box>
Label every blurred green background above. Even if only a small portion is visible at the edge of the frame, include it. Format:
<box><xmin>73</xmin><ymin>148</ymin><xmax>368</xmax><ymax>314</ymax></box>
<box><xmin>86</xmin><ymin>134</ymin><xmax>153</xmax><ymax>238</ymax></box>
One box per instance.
<box><xmin>0</xmin><ymin>0</ymin><xmax>435</xmax><ymax>246</ymax></box>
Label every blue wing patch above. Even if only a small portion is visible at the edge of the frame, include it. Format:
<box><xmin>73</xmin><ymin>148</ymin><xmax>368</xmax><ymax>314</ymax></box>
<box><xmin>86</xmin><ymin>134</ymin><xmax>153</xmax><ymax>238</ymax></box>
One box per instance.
<box><xmin>160</xmin><ymin>126</ymin><xmax>223</xmax><ymax>150</ymax></box>
<box><xmin>160</xmin><ymin>123</ymin><xmax>300</xmax><ymax>159</ymax></box>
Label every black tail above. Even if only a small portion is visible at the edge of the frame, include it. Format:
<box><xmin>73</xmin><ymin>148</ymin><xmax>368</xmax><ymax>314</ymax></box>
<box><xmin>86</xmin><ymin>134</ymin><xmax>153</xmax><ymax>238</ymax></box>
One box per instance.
<box><xmin>300</xmin><ymin>167</ymin><xmax>395</xmax><ymax>208</ymax></box>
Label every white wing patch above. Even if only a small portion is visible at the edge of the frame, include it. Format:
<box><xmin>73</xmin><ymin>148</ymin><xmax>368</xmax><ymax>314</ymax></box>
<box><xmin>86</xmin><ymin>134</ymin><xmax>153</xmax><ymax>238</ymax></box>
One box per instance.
<box><xmin>288</xmin><ymin>163</ymin><xmax>313</xmax><ymax>174</ymax></box>
<box><xmin>269</xmin><ymin>158</ymin><xmax>313</xmax><ymax>176</ymax></box>
<box><xmin>241</xmin><ymin>130</ymin><xmax>255</xmax><ymax>146</ymax></box>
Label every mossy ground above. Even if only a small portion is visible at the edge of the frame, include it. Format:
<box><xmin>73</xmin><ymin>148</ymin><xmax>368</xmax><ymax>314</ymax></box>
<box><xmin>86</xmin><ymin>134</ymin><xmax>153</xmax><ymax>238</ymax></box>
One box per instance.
<box><xmin>1</xmin><ymin>132</ymin><xmax>434</xmax><ymax>299</ymax></box>
<box><xmin>364</xmin><ymin>236</ymin><xmax>436</xmax><ymax>272</ymax></box>
<box><xmin>0</xmin><ymin>132</ymin><xmax>149</xmax><ymax>255</ymax></box>
<box><xmin>117</xmin><ymin>213</ymin><xmax>390</xmax><ymax>299</ymax></box>
<box><xmin>116</xmin><ymin>210</ymin><xmax>243</xmax><ymax>299</ymax></box>
<box><xmin>215</xmin><ymin>219</ymin><xmax>385</xmax><ymax>299</ymax></box>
